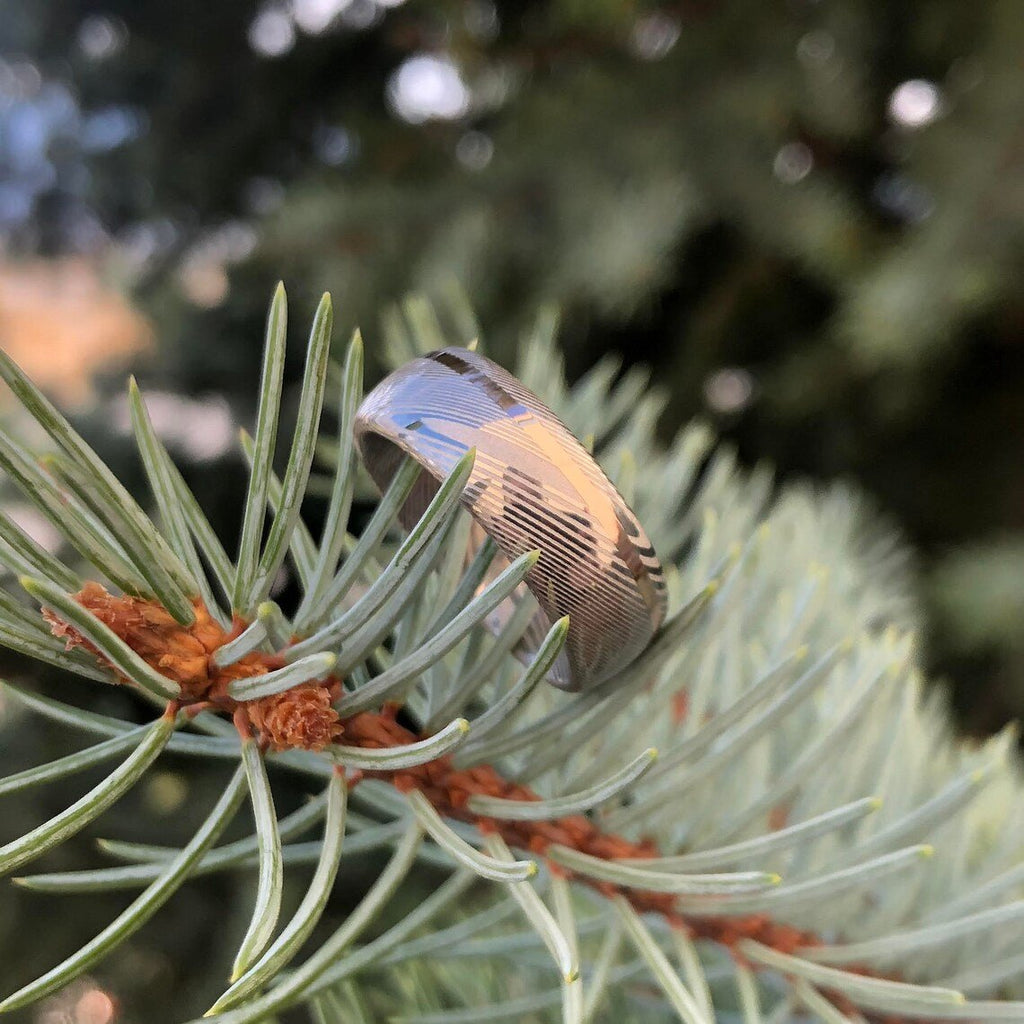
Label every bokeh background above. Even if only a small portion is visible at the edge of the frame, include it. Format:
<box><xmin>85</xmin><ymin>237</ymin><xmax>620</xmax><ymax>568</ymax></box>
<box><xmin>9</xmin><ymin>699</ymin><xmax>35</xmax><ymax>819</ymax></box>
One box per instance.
<box><xmin>1</xmin><ymin>1</ymin><xmax>1023</xmax><ymax>1020</ymax></box>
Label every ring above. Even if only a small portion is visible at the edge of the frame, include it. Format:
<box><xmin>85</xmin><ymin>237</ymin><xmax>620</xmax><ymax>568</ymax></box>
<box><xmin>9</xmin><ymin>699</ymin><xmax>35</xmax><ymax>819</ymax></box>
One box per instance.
<box><xmin>354</xmin><ymin>347</ymin><xmax>667</xmax><ymax>692</ymax></box>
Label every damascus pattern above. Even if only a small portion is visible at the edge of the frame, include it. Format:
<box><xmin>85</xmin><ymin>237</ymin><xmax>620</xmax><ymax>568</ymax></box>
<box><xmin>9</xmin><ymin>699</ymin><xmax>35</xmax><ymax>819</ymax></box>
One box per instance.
<box><xmin>354</xmin><ymin>347</ymin><xmax>667</xmax><ymax>692</ymax></box>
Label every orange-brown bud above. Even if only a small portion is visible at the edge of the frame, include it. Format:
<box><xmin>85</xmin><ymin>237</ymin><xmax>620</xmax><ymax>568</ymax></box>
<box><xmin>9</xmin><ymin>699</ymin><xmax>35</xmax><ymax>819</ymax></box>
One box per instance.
<box><xmin>248</xmin><ymin>687</ymin><xmax>343</xmax><ymax>752</ymax></box>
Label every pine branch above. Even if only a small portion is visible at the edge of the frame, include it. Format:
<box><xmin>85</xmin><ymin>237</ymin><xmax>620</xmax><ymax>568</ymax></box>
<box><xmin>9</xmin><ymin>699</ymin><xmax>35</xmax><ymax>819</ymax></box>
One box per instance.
<box><xmin>0</xmin><ymin>286</ymin><xmax>1021</xmax><ymax>1024</ymax></box>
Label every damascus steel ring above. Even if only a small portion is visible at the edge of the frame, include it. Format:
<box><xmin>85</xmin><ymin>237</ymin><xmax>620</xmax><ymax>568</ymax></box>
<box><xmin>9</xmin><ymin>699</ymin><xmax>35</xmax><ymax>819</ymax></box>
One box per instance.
<box><xmin>354</xmin><ymin>348</ymin><xmax>667</xmax><ymax>692</ymax></box>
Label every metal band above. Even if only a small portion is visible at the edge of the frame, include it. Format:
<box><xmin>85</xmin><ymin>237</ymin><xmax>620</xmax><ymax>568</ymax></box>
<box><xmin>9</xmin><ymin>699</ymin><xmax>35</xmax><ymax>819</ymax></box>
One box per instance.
<box><xmin>354</xmin><ymin>347</ymin><xmax>667</xmax><ymax>692</ymax></box>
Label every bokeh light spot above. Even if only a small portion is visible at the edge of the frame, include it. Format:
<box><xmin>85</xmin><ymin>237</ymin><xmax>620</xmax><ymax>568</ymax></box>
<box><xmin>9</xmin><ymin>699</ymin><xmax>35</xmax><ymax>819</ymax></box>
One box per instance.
<box><xmin>464</xmin><ymin>0</ymin><xmax>499</xmax><ymax>42</ymax></box>
<box><xmin>248</xmin><ymin>7</ymin><xmax>297</xmax><ymax>58</ymax></box>
<box><xmin>178</xmin><ymin>260</ymin><xmax>229</xmax><ymax>307</ymax></box>
<box><xmin>77</xmin><ymin>16</ymin><xmax>127</xmax><ymax>62</ymax></box>
<box><xmin>388</xmin><ymin>54</ymin><xmax>471</xmax><ymax>124</ymax></box>
<box><xmin>704</xmin><ymin>368</ymin><xmax>755</xmax><ymax>415</ymax></box>
<box><xmin>37</xmin><ymin>980</ymin><xmax>119</xmax><ymax>1024</ymax></box>
<box><xmin>81</xmin><ymin>106</ymin><xmax>146</xmax><ymax>152</ymax></box>
<box><xmin>243</xmin><ymin>176</ymin><xmax>286</xmax><ymax>215</ymax></box>
<box><xmin>340</xmin><ymin>0</ymin><xmax>381</xmax><ymax>30</ymax></box>
<box><xmin>796</xmin><ymin>30</ymin><xmax>835</xmax><ymax>68</ymax></box>
<box><xmin>291</xmin><ymin>0</ymin><xmax>352</xmax><ymax>34</ymax></box>
<box><xmin>873</xmin><ymin>173</ymin><xmax>935</xmax><ymax>223</ymax></box>
<box><xmin>74</xmin><ymin>987</ymin><xmax>117</xmax><ymax>1024</ymax></box>
<box><xmin>455</xmin><ymin>131</ymin><xmax>493</xmax><ymax>171</ymax></box>
<box><xmin>112</xmin><ymin>391</ymin><xmax>236</xmax><ymax>462</ymax></box>
<box><xmin>629</xmin><ymin>13</ymin><xmax>681</xmax><ymax>61</ymax></box>
<box><xmin>313</xmin><ymin>123</ymin><xmax>356</xmax><ymax>165</ymax></box>
<box><xmin>1</xmin><ymin>503</ymin><xmax>63</xmax><ymax>553</ymax></box>
<box><xmin>144</xmin><ymin>770</ymin><xmax>190</xmax><ymax>815</ymax></box>
<box><xmin>773</xmin><ymin>142</ymin><xmax>813</xmax><ymax>184</ymax></box>
<box><xmin>888</xmin><ymin>79</ymin><xmax>943</xmax><ymax>128</ymax></box>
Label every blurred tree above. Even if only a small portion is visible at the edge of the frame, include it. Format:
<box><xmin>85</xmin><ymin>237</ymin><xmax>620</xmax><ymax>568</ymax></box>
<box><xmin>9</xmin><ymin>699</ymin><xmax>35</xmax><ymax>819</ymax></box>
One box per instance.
<box><xmin>2</xmin><ymin>0</ymin><xmax>1023</xmax><ymax>731</ymax></box>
